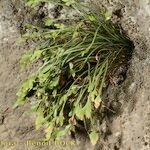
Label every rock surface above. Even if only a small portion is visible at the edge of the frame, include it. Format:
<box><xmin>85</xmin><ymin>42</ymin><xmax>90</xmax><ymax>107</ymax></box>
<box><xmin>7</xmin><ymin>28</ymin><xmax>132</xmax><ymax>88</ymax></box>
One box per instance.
<box><xmin>92</xmin><ymin>0</ymin><xmax>150</xmax><ymax>150</ymax></box>
<box><xmin>0</xmin><ymin>0</ymin><xmax>93</xmax><ymax>150</ymax></box>
<box><xmin>0</xmin><ymin>0</ymin><xmax>150</xmax><ymax>150</ymax></box>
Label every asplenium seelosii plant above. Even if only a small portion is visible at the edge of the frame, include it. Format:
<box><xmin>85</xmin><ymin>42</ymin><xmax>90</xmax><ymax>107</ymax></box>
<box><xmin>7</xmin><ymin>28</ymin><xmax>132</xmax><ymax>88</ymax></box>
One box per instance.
<box><xmin>26</xmin><ymin>0</ymin><xmax>76</xmax><ymax>7</ymax></box>
<box><xmin>13</xmin><ymin>0</ymin><xmax>134</xmax><ymax>145</ymax></box>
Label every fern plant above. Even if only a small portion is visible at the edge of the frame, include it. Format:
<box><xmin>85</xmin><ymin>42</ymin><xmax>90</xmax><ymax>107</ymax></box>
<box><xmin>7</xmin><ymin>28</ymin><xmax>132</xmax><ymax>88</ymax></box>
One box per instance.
<box><xmin>14</xmin><ymin>1</ymin><xmax>133</xmax><ymax>145</ymax></box>
<box><xmin>26</xmin><ymin>0</ymin><xmax>75</xmax><ymax>7</ymax></box>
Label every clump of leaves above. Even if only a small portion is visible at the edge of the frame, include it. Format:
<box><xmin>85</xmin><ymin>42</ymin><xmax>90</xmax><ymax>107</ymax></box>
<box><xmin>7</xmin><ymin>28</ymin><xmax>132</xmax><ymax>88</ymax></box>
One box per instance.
<box><xmin>14</xmin><ymin>1</ymin><xmax>133</xmax><ymax>145</ymax></box>
<box><xmin>26</xmin><ymin>0</ymin><xmax>75</xmax><ymax>7</ymax></box>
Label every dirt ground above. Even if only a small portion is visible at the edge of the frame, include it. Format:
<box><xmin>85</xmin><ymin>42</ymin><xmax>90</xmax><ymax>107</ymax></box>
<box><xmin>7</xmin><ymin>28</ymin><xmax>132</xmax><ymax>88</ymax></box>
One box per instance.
<box><xmin>0</xmin><ymin>0</ymin><xmax>150</xmax><ymax>150</ymax></box>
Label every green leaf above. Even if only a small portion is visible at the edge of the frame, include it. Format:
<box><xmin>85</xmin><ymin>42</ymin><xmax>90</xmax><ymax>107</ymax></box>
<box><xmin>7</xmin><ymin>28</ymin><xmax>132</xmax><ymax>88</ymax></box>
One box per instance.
<box><xmin>45</xmin><ymin>123</ymin><xmax>54</xmax><ymax>140</ymax></box>
<box><xmin>20</xmin><ymin>51</ymin><xmax>32</xmax><ymax>69</ymax></box>
<box><xmin>13</xmin><ymin>75</ymin><xmax>36</xmax><ymax>108</ymax></box>
<box><xmin>84</xmin><ymin>99</ymin><xmax>92</xmax><ymax>118</ymax></box>
<box><xmin>20</xmin><ymin>75</ymin><xmax>36</xmax><ymax>92</ymax></box>
<box><xmin>56</xmin><ymin>115</ymin><xmax>65</xmax><ymax>126</ymax></box>
<box><xmin>53</xmin><ymin>125</ymin><xmax>71</xmax><ymax>138</ymax></box>
<box><xmin>88</xmin><ymin>91</ymin><xmax>95</xmax><ymax>102</ymax></box>
<box><xmin>29</xmin><ymin>102</ymin><xmax>40</xmax><ymax>113</ymax></box>
<box><xmin>35</xmin><ymin>107</ymin><xmax>46</xmax><ymax>130</ymax></box>
<box><xmin>94</xmin><ymin>95</ymin><xmax>102</xmax><ymax>109</ymax></box>
<box><xmin>49</xmin><ymin>77</ymin><xmax>59</xmax><ymax>89</ymax></box>
<box><xmin>89</xmin><ymin>130</ymin><xmax>99</xmax><ymax>145</ymax></box>
<box><xmin>44</xmin><ymin>18</ymin><xmax>53</xmax><ymax>26</ymax></box>
<box><xmin>26</xmin><ymin>0</ymin><xmax>42</xmax><ymax>7</ymax></box>
<box><xmin>54</xmin><ymin>23</ymin><xmax>65</xmax><ymax>29</ymax></box>
<box><xmin>40</xmin><ymin>65</ymin><xmax>51</xmax><ymax>74</ymax></box>
<box><xmin>70</xmin><ymin>85</ymin><xmax>79</xmax><ymax>94</ymax></box>
<box><xmin>69</xmin><ymin>62</ymin><xmax>76</xmax><ymax>77</ymax></box>
<box><xmin>69</xmin><ymin>62</ymin><xmax>74</xmax><ymax>70</ymax></box>
<box><xmin>31</xmin><ymin>50</ymin><xmax>43</xmax><ymax>61</ymax></box>
<box><xmin>51</xmin><ymin>31</ymin><xmax>59</xmax><ymax>39</ymax></box>
<box><xmin>99</xmin><ymin>60</ymin><xmax>108</xmax><ymax>94</ymax></box>
<box><xmin>104</xmin><ymin>10</ymin><xmax>112</xmax><ymax>21</ymax></box>
<box><xmin>88</xmin><ymin>15</ymin><xmax>96</xmax><ymax>22</ymax></box>
<box><xmin>38</xmin><ymin>72</ymin><xmax>49</xmax><ymax>84</ymax></box>
<box><xmin>13</xmin><ymin>97</ymin><xmax>27</xmax><ymax>109</ymax></box>
<box><xmin>52</xmin><ymin>89</ymin><xmax>57</xmax><ymax>98</ymax></box>
<box><xmin>62</xmin><ymin>0</ymin><xmax>75</xmax><ymax>6</ymax></box>
<box><xmin>20</xmin><ymin>50</ymin><xmax>42</xmax><ymax>69</ymax></box>
<box><xmin>76</xmin><ymin>99</ymin><xmax>92</xmax><ymax>120</ymax></box>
